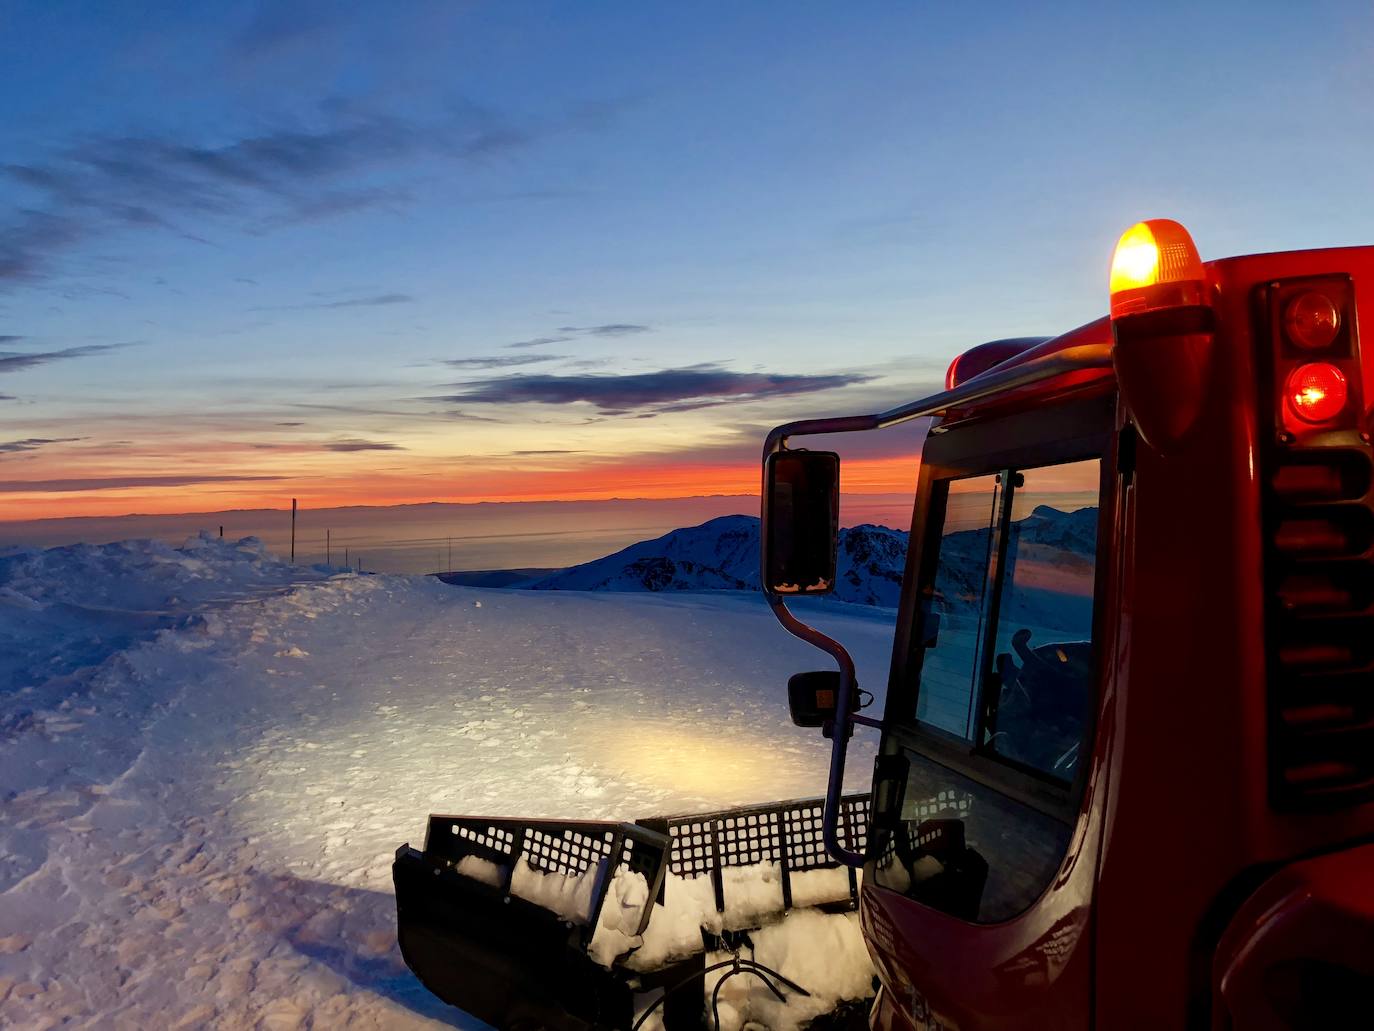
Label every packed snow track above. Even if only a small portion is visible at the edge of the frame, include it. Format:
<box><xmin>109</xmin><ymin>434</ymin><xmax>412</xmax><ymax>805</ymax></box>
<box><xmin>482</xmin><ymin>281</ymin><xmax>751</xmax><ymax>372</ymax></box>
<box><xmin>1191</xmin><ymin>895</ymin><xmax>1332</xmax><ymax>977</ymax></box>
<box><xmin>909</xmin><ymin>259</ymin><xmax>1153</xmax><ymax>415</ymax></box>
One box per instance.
<box><xmin>0</xmin><ymin>537</ymin><xmax>894</xmax><ymax>1028</ymax></box>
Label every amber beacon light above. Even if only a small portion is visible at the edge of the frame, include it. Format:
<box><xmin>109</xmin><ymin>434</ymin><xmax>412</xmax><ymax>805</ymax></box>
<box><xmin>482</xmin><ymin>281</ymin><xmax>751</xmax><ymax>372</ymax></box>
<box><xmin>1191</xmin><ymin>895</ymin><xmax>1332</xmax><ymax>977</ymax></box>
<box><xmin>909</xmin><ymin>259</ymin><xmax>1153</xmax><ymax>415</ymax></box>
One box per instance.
<box><xmin>1109</xmin><ymin>218</ymin><xmax>1206</xmax><ymax>319</ymax></box>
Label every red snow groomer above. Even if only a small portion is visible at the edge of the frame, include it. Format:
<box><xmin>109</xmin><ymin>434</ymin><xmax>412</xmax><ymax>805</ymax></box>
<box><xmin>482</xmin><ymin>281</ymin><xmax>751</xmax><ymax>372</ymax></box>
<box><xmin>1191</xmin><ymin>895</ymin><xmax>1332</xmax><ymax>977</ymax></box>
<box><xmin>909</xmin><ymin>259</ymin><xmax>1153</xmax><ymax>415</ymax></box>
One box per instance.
<box><xmin>394</xmin><ymin>220</ymin><xmax>1374</xmax><ymax>1029</ymax></box>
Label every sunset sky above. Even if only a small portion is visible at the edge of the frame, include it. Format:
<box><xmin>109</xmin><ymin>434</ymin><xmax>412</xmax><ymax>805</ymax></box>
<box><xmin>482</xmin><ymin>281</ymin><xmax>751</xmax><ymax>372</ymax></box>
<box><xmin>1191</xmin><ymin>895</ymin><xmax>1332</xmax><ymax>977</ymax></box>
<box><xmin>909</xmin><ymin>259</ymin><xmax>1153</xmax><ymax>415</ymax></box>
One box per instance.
<box><xmin>5</xmin><ymin>2</ymin><xmax>1374</xmax><ymax>522</ymax></box>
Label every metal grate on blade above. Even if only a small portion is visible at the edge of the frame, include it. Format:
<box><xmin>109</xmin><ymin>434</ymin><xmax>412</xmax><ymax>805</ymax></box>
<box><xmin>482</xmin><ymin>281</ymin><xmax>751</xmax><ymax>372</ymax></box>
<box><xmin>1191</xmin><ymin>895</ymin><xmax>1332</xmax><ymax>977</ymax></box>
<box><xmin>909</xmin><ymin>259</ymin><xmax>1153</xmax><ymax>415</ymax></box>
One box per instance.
<box><xmin>639</xmin><ymin>793</ymin><xmax>870</xmax><ymax>917</ymax></box>
<box><xmin>421</xmin><ymin>814</ymin><xmax>670</xmax><ymax>937</ymax></box>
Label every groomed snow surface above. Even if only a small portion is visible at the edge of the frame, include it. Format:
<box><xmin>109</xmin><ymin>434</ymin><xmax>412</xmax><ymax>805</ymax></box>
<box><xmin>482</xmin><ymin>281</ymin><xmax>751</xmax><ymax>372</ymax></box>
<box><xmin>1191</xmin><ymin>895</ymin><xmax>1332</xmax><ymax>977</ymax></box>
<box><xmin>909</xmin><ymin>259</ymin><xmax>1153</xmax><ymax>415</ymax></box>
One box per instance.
<box><xmin>0</xmin><ymin>535</ymin><xmax>895</xmax><ymax>1029</ymax></box>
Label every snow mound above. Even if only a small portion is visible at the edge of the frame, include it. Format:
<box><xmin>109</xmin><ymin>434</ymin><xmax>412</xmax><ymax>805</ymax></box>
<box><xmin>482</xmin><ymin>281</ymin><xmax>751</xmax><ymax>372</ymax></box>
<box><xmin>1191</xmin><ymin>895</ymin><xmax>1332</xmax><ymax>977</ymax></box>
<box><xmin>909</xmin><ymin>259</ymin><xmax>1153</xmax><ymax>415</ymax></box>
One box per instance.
<box><xmin>0</xmin><ymin>534</ymin><xmax>332</xmax><ymax>893</ymax></box>
<box><xmin>0</xmin><ymin>532</ymin><xmax>324</xmax><ymax>699</ymax></box>
<box><xmin>0</xmin><ymin>533</ymin><xmax>894</xmax><ymax>1029</ymax></box>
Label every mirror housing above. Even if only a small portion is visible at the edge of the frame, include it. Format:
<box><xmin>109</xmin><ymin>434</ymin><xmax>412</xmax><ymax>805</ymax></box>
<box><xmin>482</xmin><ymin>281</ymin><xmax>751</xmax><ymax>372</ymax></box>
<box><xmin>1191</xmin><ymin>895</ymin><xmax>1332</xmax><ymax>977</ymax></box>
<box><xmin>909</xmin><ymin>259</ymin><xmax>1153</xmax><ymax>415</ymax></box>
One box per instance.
<box><xmin>788</xmin><ymin>670</ymin><xmax>859</xmax><ymax>728</ymax></box>
<box><xmin>763</xmin><ymin>449</ymin><xmax>840</xmax><ymax>596</ymax></box>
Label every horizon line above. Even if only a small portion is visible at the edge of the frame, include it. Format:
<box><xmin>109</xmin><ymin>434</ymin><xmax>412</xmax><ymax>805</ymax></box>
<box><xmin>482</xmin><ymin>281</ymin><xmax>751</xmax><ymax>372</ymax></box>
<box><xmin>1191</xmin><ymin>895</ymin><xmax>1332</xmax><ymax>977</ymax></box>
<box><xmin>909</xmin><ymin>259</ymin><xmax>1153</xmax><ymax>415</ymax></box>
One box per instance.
<box><xmin>0</xmin><ymin>490</ymin><xmax>915</xmax><ymax>527</ymax></box>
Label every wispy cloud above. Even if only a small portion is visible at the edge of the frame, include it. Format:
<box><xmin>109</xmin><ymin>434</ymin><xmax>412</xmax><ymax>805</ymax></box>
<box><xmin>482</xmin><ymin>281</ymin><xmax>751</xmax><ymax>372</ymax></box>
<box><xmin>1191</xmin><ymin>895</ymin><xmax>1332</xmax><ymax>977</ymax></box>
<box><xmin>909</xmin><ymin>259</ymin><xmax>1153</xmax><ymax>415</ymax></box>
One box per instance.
<box><xmin>0</xmin><ymin>436</ymin><xmax>84</xmax><ymax>454</ymax></box>
<box><xmin>250</xmin><ymin>291</ymin><xmax>414</xmax><ymax>312</ymax></box>
<box><xmin>511</xmin><ymin>449</ymin><xmax>582</xmax><ymax>455</ymax></box>
<box><xmin>0</xmin><ymin>335</ymin><xmax>23</xmax><ymax>344</ymax></box>
<box><xmin>232</xmin><ymin>4</ymin><xmax>342</xmax><ymax>64</ymax></box>
<box><xmin>0</xmin><ymin>342</ymin><xmax>130</xmax><ymax>373</ymax></box>
<box><xmin>0</xmin><ymin>210</ymin><xmax>85</xmax><ymax>281</ymax></box>
<box><xmin>557</xmin><ymin>323</ymin><xmax>651</xmax><ymax>336</ymax></box>
<box><xmin>0</xmin><ymin>105</ymin><xmax>559</xmax><ymax>285</ymax></box>
<box><xmin>0</xmin><ymin>474</ymin><xmax>287</xmax><ymax>493</ymax></box>
<box><xmin>289</xmin><ymin>400</ymin><xmax>502</xmax><ymax>423</ymax></box>
<box><xmin>321</xmin><ymin>438</ymin><xmax>405</xmax><ymax>452</ymax></box>
<box><xmin>504</xmin><ymin>336</ymin><xmax>571</xmax><ymax>350</ymax></box>
<box><xmin>431</xmin><ymin>363</ymin><xmax>874</xmax><ymax>415</ymax></box>
<box><xmin>320</xmin><ymin>292</ymin><xmax>412</xmax><ymax>308</ymax></box>
<box><xmin>442</xmin><ymin>354</ymin><xmax>566</xmax><ymax>370</ymax></box>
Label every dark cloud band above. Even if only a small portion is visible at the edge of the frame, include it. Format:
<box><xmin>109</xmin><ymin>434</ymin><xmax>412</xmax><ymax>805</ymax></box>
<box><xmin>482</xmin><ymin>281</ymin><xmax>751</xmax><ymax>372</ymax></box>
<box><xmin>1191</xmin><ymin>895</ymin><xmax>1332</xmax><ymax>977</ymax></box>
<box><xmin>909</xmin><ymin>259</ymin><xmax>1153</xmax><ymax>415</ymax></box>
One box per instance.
<box><xmin>321</xmin><ymin>438</ymin><xmax>404</xmax><ymax>452</ymax></box>
<box><xmin>432</xmin><ymin>364</ymin><xmax>873</xmax><ymax>414</ymax></box>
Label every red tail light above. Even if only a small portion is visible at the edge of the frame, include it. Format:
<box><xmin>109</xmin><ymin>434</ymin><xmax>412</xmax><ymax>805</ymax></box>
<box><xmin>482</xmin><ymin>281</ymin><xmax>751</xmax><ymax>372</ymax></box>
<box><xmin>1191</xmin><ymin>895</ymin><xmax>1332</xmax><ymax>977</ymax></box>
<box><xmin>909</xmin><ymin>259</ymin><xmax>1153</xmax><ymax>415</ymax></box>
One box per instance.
<box><xmin>1283</xmin><ymin>291</ymin><xmax>1342</xmax><ymax>351</ymax></box>
<box><xmin>1286</xmin><ymin>363</ymin><xmax>1349</xmax><ymax>423</ymax></box>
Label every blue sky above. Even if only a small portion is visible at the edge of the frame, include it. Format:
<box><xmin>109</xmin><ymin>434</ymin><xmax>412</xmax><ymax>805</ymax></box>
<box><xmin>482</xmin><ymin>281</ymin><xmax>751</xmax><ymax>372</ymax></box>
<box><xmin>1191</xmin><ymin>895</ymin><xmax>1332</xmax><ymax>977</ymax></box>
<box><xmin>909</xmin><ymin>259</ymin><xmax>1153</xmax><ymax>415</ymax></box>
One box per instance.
<box><xmin>3</xmin><ymin>1</ymin><xmax>1373</xmax><ymax>516</ymax></box>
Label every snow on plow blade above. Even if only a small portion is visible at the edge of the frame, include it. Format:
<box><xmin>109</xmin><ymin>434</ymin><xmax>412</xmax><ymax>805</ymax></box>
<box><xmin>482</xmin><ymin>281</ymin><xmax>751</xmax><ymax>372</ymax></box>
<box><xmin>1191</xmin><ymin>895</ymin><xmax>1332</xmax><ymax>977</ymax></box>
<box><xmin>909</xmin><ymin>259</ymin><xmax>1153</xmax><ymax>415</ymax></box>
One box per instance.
<box><xmin>393</xmin><ymin>794</ymin><xmax>873</xmax><ymax>1030</ymax></box>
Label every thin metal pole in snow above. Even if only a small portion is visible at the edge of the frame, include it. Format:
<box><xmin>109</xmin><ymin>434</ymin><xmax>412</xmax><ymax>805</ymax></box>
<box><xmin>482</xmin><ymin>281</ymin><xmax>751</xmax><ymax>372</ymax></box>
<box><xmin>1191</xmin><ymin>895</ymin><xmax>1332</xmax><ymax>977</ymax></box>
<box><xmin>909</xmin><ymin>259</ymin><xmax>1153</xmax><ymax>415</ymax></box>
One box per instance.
<box><xmin>290</xmin><ymin>498</ymin><xmax>297</xmax><ymax>563</ymax></box>
<box><xmin>448</xmin><ymin>537</ymin><xmax>452</xmax><ymax>572</ymax></box>
<box><xmin>326</xmin><ymin>529</ymin><xmax>331</xmax><ymax>566</ymax></box>
<box><xmin>219</xmin><ymin>525</ymin><xmax>223</xmax><ymax>538</ymax></box>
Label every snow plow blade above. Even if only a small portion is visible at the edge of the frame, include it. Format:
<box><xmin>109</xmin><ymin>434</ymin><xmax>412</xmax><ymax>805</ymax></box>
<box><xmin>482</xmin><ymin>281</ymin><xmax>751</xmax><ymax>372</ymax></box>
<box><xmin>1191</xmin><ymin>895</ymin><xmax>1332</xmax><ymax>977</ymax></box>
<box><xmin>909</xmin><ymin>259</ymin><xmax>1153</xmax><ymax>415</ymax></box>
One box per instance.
<box><xmin>395</xmin><ymin>816</ymin><xmax>670</xmax><ymax>1029</ymax></box>
<box><xmin>393</xmin><ymin>794</ymin><xmax>873</xmax><ymax>1030</ymax></box>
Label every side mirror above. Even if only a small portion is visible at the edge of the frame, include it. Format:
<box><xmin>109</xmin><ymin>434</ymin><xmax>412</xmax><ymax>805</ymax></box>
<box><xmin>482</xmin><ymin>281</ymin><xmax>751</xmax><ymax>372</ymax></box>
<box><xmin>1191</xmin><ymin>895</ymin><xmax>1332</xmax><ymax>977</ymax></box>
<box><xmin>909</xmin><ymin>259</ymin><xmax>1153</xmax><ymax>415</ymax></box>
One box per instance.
<box><xmin>763</xmin><ymin>449</ymin><xmax>839</xmax><ymax>595</ymax></box>
<box><xmin>788</xmin><ymin>670</ymin><xmax>859</xmax><ymax>728</ymax></box>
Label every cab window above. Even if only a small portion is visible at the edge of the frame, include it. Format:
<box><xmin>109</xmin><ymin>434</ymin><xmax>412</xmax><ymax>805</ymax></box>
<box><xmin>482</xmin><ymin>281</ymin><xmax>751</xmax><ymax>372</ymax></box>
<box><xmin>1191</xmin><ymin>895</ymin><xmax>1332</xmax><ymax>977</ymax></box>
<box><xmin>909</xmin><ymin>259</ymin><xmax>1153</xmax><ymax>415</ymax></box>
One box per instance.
<box><xmin>874</xmin><ymin>457</ymin><xmax>1102</xmax><ymax>923</ymax></box>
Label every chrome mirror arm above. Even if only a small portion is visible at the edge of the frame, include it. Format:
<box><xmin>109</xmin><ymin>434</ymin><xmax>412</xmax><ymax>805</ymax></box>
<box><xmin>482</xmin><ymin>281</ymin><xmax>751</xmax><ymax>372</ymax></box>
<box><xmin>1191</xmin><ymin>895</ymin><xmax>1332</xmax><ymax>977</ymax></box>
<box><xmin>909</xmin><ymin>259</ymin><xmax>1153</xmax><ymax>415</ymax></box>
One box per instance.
<box><xmin>766</xmin><ymin>592</ymin><xmax>867</xmax><ymax>867</ymax></box>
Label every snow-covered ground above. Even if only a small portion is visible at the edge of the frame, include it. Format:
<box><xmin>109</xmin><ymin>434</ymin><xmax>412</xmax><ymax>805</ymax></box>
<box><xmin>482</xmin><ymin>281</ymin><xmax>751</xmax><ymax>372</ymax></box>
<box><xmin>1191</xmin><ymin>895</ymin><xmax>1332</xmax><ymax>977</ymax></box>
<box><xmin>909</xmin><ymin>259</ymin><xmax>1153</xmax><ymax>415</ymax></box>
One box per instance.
<box><xmin>0</xmin><ymin>536</ymin><xmax>896</xmax><ymax>1029</ymax></box>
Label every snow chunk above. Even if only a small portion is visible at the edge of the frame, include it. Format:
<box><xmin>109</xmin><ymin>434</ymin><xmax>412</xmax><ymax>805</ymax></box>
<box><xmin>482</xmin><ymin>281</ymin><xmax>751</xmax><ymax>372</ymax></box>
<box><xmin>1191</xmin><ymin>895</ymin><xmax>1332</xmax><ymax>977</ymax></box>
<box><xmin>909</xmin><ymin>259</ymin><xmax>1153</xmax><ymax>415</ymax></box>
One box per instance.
<box><xmin>587</xmin><ymin>866</ymin><xmax>652</xmax><ymax>967</ymax></box>
<box><xmin>454</xmin><ymin>855</ymin><xmax>507</xmax><ymax>888</ymax></box>
<box><xmin>787</xmin><ymin>866</ymin><xmax>853</xmax><ymax>909</ymax></box>
<box><xmin>510</xmin><ymin>857</ymin><xmax>605</xmax><ymax>924</ymax></box>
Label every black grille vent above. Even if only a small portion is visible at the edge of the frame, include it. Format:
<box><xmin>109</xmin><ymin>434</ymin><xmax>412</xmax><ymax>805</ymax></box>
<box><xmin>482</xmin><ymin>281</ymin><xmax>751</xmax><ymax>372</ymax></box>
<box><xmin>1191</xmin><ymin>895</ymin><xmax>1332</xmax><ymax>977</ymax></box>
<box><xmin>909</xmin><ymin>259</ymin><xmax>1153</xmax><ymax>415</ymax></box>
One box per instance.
<box><xmin>1266</xmin><ymin>454</ymin><xmax>1374</xmax><ymax>805</ymax></box>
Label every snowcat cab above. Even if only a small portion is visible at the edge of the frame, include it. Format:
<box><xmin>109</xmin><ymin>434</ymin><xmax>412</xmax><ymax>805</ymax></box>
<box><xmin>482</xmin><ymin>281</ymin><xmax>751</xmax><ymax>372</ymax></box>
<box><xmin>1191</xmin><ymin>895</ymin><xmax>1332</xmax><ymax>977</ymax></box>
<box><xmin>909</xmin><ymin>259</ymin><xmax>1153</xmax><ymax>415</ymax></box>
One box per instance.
<box><xmin>394</xmin><ymin>220</ymin><xmax>1374</xmax><ymax>1029</ymax></box>
<box><xmin>764</xmin><ymin>220</ymin><xmax>1374</xmax><ymax>1029</ymax></box>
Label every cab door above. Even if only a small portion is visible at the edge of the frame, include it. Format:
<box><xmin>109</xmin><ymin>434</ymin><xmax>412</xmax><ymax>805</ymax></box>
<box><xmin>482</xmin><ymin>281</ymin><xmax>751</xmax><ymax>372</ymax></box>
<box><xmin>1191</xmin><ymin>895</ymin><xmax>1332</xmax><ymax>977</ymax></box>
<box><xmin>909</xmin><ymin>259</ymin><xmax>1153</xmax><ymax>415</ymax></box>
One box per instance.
<box><xmin>863</xmin><ymin>395</ymin><xmax>1121</xmax><ymax>1030</ymax></box>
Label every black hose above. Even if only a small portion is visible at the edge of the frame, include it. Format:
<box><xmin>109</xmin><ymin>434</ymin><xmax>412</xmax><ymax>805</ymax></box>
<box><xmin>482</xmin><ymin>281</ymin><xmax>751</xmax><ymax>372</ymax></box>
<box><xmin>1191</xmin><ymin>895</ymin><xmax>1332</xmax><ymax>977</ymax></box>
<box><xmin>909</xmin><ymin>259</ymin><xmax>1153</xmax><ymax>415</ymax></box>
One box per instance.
<box><xmin>631</xmin><ymin>953</ymin><xmax>811</xmax><ymax>1031</ymax></box>
<box><xmin>708</xmin><ymin>962</ymin><xmax>740</xmax><ymax>1029</ymax></box>
<box><xmin>630</xmin><ymin>959</ymin><xmax>739</xmax><ymax>1031</ymax></box>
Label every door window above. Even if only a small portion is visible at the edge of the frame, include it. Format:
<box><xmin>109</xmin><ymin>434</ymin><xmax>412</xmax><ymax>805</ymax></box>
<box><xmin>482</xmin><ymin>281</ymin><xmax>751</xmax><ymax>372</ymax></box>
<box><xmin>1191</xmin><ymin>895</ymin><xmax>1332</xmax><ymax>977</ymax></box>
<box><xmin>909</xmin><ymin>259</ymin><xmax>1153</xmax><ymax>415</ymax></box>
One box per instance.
<box><xmin>914</xmin><ymin>472</ymin><xmax>1003</xmax><ymax>738</ymax></box>
<box><xmin>915</xmin><ymin>458</ymin><xmax>1100</xmax><ymax>781</ymax></box>
<box><xmin>983</xmin><ymin>465</ymin><xmax>1100</xmax><ymax>779</ymax></box>
<box><xmin>872</xmin><ymin>458</ymin><xmax>1102</xmax><ymax>923</ymax></box>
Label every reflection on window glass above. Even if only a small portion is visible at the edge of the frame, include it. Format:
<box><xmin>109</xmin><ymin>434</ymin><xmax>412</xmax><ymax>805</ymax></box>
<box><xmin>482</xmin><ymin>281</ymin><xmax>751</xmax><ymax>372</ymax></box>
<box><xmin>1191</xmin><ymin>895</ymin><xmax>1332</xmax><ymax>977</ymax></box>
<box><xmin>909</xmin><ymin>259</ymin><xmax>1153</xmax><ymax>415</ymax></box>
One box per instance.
<box><xmin>870</xmin><ymin>748</ymin><xmax>1073</xmax><ymax>923</ymax></box>
<box><xmin>913</xmin><ymin>459</ymin><xmax>1100</xmax><ymax>782</ymax></box>
<box><xmin>914</xmin><ymin>473</ymin><xmax>1001</xmax><ymax>737</ymax></box>
<box><xmin>984</xmin><ymin>463</ymin><xmax>1100</xmax><ymax>779</ymax></box>
<box><xmin>881</xmin><ymin>457</ymin><xmax>1102</xmax><ymax>924</ymax></box>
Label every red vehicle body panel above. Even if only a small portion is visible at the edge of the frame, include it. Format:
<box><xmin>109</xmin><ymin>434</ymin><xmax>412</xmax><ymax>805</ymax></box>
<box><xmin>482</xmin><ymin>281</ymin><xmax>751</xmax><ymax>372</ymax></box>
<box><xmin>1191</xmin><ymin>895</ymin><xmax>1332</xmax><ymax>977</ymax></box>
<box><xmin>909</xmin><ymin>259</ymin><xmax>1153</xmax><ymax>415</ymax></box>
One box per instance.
<box><xmin>1213</xmin><ymin>843</ymin><xmax>1374</xmax><ymax>1029</ymax></box>
<box><xmin>860</xmin><ymin>245</ymin><xmax>1374</xmax><ymax>1030</ymax></box>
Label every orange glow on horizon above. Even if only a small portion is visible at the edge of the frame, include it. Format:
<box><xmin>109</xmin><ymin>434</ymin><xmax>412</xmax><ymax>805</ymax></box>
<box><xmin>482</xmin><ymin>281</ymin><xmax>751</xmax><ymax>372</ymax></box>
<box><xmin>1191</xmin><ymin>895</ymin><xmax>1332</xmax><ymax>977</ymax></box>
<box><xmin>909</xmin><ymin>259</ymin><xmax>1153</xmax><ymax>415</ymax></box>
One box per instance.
<box><xmin>0</xmin><ymin>453</ymin><xmax>922</xmax><ymax>521</ymax></box>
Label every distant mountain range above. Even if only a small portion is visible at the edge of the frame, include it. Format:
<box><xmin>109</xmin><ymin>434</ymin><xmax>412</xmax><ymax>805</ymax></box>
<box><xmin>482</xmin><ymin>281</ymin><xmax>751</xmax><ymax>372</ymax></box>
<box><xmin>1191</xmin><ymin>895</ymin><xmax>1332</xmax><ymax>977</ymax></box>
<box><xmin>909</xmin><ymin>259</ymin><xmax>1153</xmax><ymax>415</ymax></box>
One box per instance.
<box><xmin>516</xmin><ymin>508</ymin><xmax>1104</xmax><ymax>613</ymax></box>
<box><xmin>526</xmin><ymin>514</ymin><xmax>910</xmax><ymax>607</ymax></box>
<box><xmin>447</xmin><ymin>508</ymin><xmax>1093</xmax><ymax>613</ymax></box>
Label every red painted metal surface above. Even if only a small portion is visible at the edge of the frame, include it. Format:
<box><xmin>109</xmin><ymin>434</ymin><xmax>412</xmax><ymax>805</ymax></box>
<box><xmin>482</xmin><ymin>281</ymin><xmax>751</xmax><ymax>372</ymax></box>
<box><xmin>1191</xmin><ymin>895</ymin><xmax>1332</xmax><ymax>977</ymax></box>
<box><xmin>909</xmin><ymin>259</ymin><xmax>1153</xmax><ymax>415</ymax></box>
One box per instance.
<box><xmin>860</xmin><ymin>244</ymin><xmax>1374</xmax><ymax>1030</ymax></box>
<box><xmin>1212</xmin><ymin>843</ymin><xmax>1374</xmax><ymax>1030</ymax></box>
